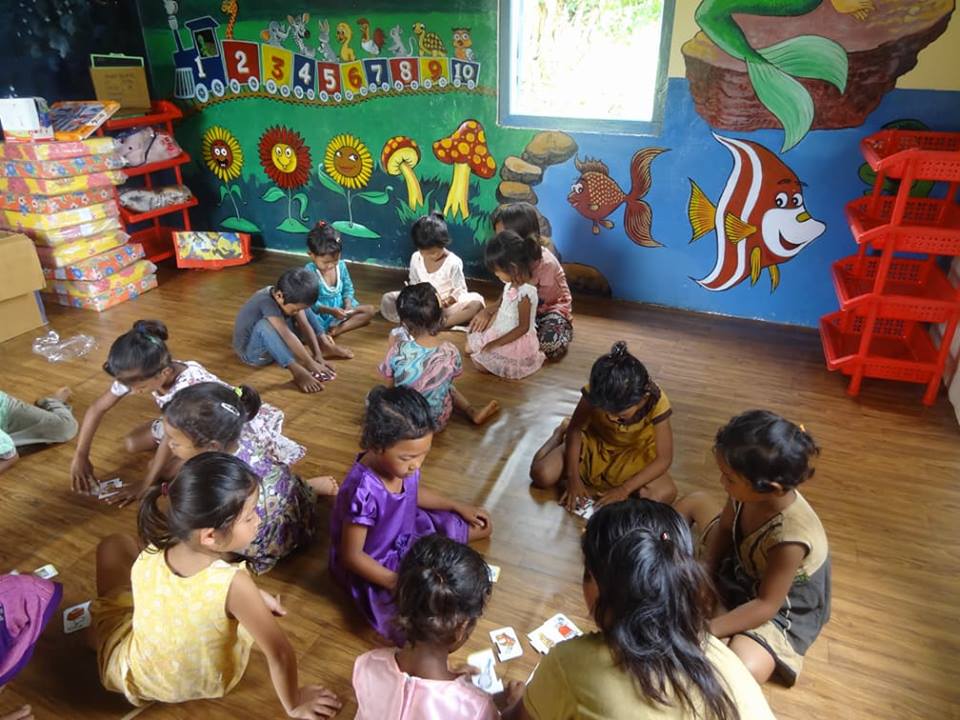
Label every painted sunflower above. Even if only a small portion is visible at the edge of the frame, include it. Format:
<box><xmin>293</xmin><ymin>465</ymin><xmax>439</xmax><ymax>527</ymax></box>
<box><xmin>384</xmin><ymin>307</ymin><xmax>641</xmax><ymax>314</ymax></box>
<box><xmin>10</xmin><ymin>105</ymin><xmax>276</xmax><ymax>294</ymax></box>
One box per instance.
<box><xmin>324</xmin><ymin>134</ymin><xmax>373</xmax><ymax>190</ymax></box>
<box><xmin>258</xmin><ymin>126</ymin><xmax>311</xmax><ymax>189</ymax></box>
<box><xmin>202</xmin><ymin>126</ymin><xmax>243</xmax><ymax>182</ymax></box>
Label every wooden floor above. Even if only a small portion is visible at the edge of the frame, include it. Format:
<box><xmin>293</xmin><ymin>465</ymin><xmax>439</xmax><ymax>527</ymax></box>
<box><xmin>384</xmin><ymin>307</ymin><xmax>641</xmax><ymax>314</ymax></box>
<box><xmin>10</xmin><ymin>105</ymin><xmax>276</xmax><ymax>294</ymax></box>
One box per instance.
<box><xmin>1</xmin><ymin>253</ymin><xmax>958</xmax><ymax>720</ymax></box>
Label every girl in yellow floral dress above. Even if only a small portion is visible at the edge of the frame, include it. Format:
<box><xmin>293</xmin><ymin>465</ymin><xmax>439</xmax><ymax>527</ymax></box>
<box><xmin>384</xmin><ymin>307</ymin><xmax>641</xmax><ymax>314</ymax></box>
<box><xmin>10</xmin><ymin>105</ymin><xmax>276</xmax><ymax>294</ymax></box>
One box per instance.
<box><xmin>530</xmin><ymin>341</ymin><xmax>677</xmax><ymax>510</ymax></box>
<box><xmin>93</xmin><ymin>452</ymin><xmax>341</xmax><ymax>718</ymax></box>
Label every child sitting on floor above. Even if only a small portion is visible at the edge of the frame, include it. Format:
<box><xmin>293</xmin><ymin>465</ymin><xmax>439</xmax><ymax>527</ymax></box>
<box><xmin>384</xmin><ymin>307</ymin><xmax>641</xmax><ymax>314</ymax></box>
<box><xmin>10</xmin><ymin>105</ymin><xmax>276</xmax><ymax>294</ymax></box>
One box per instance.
<box><xmin>0</xmin><ymin>387</ymin><xmax>77</xmax><ymax>475</ymax></box>
<box><xmin>233</xmin><ymin>267</ymin><xmax>337</xmax><ymax>394</ymax></box>
<box><xmin>94</xmin><ymin>453</ymin><xmax>341</xmax><ymax>717</ymax></box>
<box><xmin>380</xmin><ymin>213</ymin><xmax>486</xmax><ymax>328</ymax></box>
<box><xmin>466</xmin><ymin>231</ymin><xmax>545</xmax><ymax>380</ymax></box>
<box><xmin>474</xmin><ymin>203</ymin><xmax>573</xmax><ymax>361</ymax></box>
<box><xmin>161</xmin><ymin>382</ymin><xmax>337</xmax><ymax>574</ymax></box>
<box><xmin>380</xmin><ymin>283</ymin><xmax>499</xmax><ymax>429</ymax></box>
<box><xmin>305</xmin><ymin>221</ymin><xmax>376</xmax><ymax>359</ymax></box>
<box><xmin>675</xmin><ymin>410</ymin><xmax>831</xmax><ymax>687</ymax></box>
<box><xmin>529</xmin><ymin>341</ymin><xmax>676</xmax><ymax>509</ymax></box>
<box><xmin>329</xmin><ymin>386</ymin><xmax>492</xmax><ymax>645</ymax></box>
<box><xmin>353</xmin><ymin>534</ymin><xmax>522</xmax><ymax>719</ymax></box>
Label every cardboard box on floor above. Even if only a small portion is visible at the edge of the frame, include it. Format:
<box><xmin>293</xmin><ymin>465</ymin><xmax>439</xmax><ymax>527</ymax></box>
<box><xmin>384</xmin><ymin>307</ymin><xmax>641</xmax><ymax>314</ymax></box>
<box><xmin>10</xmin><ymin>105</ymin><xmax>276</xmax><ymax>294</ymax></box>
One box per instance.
<box><xmin>0</xmin><ymin>231</ymin><xmax>46</xmax><ymax>343</ymax></box>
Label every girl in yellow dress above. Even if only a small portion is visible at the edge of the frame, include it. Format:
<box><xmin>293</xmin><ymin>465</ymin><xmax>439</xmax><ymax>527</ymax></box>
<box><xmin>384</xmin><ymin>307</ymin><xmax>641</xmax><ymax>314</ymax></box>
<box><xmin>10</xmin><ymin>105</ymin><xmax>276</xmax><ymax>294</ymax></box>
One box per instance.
<box><xmin>530</xmin><ymin>341</ymin><xmax>676</xmax><ymax>510</ymax></box>
<box><xmin>93</xmin><ymin>452</ymin><xmax>342</xmax><ymax>718</ymax></box>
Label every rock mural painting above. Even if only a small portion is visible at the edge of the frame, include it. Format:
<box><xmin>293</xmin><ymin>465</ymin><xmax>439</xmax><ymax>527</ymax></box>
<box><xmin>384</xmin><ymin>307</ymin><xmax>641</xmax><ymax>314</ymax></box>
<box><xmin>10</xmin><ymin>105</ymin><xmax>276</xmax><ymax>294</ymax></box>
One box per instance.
<box><xmin>683</xmin><ymin>0</ymin><xmax>954</xmax><ymax>151</ymax></box>
<box><xmin>688</xmin><ymin>134</ymin><xmax>826</xmax><ymax>292</ymax></box>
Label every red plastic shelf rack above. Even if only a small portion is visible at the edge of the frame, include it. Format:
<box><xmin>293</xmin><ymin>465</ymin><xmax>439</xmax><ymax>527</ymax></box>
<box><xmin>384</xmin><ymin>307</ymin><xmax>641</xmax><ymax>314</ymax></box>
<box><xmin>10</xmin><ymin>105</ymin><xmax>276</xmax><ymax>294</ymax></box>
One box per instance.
<box><xmin>820</xmin><ymin>129</ymin><xmax>960</xmax><ymax>405</ymax></box>
<box><xmin>96</xmin><ymin>100</ymin><xmax>193</xmax><ymax>263</ymax></box>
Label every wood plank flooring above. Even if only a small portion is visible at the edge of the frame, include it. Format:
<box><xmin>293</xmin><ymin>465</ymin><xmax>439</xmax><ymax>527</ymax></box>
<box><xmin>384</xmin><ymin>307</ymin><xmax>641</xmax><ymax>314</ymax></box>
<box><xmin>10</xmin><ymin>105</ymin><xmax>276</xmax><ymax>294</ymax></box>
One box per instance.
<box><xmin>0</xmin><ymin>252</ymin><xmax>958</xmax><ymax>720</ymax></box>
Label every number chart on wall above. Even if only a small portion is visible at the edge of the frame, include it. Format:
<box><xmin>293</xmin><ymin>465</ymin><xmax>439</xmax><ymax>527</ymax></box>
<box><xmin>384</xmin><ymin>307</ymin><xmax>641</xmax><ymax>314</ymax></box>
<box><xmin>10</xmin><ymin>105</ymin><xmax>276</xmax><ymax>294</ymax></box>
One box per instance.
<box><xmin>169</xmin><ymin>13</ymin><xmax>487</xmax><ymax>107</ymax></box>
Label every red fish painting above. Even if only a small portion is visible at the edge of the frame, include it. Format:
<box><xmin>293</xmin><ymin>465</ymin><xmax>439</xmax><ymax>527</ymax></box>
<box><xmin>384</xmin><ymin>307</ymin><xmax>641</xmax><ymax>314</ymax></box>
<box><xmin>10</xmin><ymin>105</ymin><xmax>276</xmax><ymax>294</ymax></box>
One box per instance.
<box><xmin>689</xmin><ymin>134</ymin><xmax>825</xmax><ymax>292</ymax></box>
<box><xmin>567</xmin><ymin>147</ymin><xmax>666</xmax><ymax>248</ymax></box>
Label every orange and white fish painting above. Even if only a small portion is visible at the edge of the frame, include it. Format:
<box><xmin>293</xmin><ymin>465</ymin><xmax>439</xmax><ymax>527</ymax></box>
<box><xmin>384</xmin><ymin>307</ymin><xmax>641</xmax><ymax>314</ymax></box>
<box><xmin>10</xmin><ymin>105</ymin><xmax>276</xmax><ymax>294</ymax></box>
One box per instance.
<box><xmin>689</xmin><ymin>134</ymin><xmax>825</xmax><ymax>292</ymax></box>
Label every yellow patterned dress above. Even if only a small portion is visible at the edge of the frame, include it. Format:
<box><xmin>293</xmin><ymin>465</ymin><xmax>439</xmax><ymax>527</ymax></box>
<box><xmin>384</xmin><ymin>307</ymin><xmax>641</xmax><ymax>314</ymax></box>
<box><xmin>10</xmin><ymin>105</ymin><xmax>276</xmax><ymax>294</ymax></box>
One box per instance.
<box><xmin>578</xmin><ymin>384</ymin><xmax>672</xmax><ymax>491</ymax></box>
<box><xmin>93</xmin><ymin>548</ymin><xmax>254</xmax><ymax>706</ymax></box>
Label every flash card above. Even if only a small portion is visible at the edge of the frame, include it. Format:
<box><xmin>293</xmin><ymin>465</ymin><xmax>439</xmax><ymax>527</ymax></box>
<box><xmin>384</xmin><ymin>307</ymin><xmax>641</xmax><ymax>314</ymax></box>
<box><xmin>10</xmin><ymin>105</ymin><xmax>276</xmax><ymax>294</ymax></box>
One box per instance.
<box><xmin>33</xmin><ymin>564</ymin><xmax>58</xmax><ymax>579</ymax></box>
<box><xmin>467</xmin><ymin>648</ymin><xmax>503</xmax><ymax>694</ymax></box>
<box><xmin>490</xmin><ymin>626</ymin><xmax>523</xmax><ymax>661</ymax></box>
<box><xmin>98</xmin><ymin>478</ymin><xmax>123</xmax><ymax>499</ymax></box>
<box><xmin>572</xmin><ymin>499</ymin><xmax>595</xmax><ymax>520</ymax></box>
<box><xmin>527</xmin><ymin>613</ymin><xmax>583</xmax><ymax>654</ymax></box>
<box><xmin>487</xmin><ymin>564</ymin><xmax>501</xmax><ymax>583</ymax></box>
<box><xmin>63</xmin><ymin>601</ymin><xmax>92</xmax><ymax>634</ymax></box>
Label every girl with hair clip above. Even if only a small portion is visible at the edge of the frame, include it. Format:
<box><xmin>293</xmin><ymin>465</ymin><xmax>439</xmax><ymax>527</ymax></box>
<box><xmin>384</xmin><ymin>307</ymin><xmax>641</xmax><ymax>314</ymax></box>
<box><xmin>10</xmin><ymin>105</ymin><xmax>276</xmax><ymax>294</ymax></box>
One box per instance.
<box><xmin>466</xmin><ymin>230</ymin><xmax>545</xmax><ymax>379</ymax></box>
<box><xmin>93</xmin><ymin>452</ymin><xmax>342</xmax><ymax>717</ymax></box>
<box><xmin>473</xmin><ymin>203</ymin><xmax>573</xmax><ymax>361</ymax></box>
<box><xmin>353</xmin><ymin>534</ymin><xmax>523</xmax><ymax>719</ymax></box>
<box><xmin>676</xmin><ymin>410</ymin><xmax>830</xmax><ymax>686</ymax></box>
<box><xmin>329</xmin><ymin>386</ymin><xmax>492</xmax><ymax>645</ymax></box>
<box><xmin>162</xmin><ymin>382</ymin><xmax>337</xmax><ymax>574</ymax></box>
<box><xmin>69</xmin><ymin>319</ymin><xmax>305</xmax><ymax>505</ymax></box>
<box><xmin>505</xmin><ymin>499</ymin><xmax>774</xmax><ymax>719</ymax></box>
<box><xmin>530</xmin><ymin>341</ymin><xmax>676</xmax><ymax>510</ymax></box>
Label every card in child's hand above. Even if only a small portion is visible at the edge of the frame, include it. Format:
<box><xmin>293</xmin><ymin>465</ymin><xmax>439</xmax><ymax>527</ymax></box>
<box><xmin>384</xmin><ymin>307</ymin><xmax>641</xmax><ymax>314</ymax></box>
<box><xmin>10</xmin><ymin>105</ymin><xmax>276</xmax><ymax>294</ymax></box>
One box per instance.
<box><xmin>527</xmin><ymin>613</ymin><xmax>583</xmax><ymax>654</ymax></box>
<box><xmin>572</xmin><ymin>499</ymin><xmax>595</xmax><ymax>520</ymax></box>
<box><xmin>33</xmin><ymin>564</ymin><xmax>58</xmax><ymax>579</ymax></box>
<box><xmin>63</xmin><ymin>601</ymin><xmax>92</xmax><ymax>634</ymax></box>
<box><xmin>490</xmin><ymin>626</ymin><xmax>523</xmax><ymax>661</ymax></box>
<box><xmin>467</xmin><ymin>649</ymin><xmax>504</xmax><ymax>694</ymax></box>
<box><xmin>487</xmin><ymin>564</ymin><xmax>501</xmax><ymax>583</ymax></box>
<box><xmin>97</xmin><ymin>478</ymin><xmax>123</xmax><ymax>500</ymax></box>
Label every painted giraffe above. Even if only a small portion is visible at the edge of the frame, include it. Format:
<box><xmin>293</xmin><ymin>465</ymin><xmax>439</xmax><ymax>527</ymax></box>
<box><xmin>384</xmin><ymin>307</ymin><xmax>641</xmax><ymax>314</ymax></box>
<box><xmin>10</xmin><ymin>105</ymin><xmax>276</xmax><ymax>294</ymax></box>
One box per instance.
<box><xmin>220</xmin><ymin>0</ymin><xmax>238</xmax><ymax>40</ymax></box>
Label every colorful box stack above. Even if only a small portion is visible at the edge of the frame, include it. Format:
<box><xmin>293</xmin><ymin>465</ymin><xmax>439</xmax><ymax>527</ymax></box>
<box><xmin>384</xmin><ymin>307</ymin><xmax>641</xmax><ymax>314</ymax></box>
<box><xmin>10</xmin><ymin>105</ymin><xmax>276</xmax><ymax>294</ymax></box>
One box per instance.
<box><xmin>0</xmin><ymin>137</ymin><xmax>159</xmax><ymax>312</ymax></box>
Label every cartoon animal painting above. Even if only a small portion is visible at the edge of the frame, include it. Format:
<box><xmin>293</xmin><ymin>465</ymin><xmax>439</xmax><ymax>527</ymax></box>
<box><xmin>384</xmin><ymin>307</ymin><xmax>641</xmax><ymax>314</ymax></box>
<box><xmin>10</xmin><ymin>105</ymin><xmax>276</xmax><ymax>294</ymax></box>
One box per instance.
<box><xmin>357</xmin><ymin>18</ymin><xmax>385</xmax><ymax>56</ymax></box>
<box><xmin>287</xmin><ymin>13</ymin><xmax>313</xmax><ymax>58</ymax></box>
<box><xmin>260</xmin><ymin>20</ymin><xmax>289</xmax><ymax>47</ymax></box>
<box><xmin>688</xmin><ymin>134</ymin><xmax>826</xmax><ymax>292</ymax></box>
<box><xmin>387</xmin><ymin>25</ymin><xmax>406</xmax><ymax>56</ymax></box>
<box><xmin>336</xmin><ymin>21</ymin><xmax>356</xmax><ymax>62</ymax></box>
<box><xmin>316</xmin><ymin>19</ymin><xmax>337</xmax><ymax>62</ymax></box>
<box><xmin>567</xmin><ymin>148</ymin><xmax>666</xmax><ymax>248</ymax></box>
<box><xmin>413</xmin><ymin>22</ymin><xmax>446</xmax><ymax>57</ymax></box>
<box><xmin>219</xmin><ymin>0</ymin><xmax>238</xmax><ymax>40</ymax></box>
<box><xmin>452</xmin><ymin>27</ymin><xmax>475</xmax><ymax>61</ymax></box>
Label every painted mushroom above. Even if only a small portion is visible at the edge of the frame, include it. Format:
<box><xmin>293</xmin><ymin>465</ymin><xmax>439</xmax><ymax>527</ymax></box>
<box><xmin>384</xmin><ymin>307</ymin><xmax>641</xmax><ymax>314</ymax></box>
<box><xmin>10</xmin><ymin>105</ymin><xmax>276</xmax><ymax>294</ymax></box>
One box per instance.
<box><xmin>432</xmin><ymin>119</ymin><xmax>496</xmax><ymax>219</ymax></box>
<box><xmin>381</xmin><ymin>136</ymin><xmax>423</xmax><ymax>209</ymax></box>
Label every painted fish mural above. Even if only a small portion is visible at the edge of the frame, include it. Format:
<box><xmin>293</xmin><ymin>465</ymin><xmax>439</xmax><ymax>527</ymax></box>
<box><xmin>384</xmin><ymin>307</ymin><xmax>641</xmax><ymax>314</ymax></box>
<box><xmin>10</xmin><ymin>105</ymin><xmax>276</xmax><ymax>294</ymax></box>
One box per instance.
<box><xmin>567</xmin><ymin>147</ymin><xmax>666</xmax><ymax>248</ymax></box>
<box><xmin>694</xmin><ymin>0</ymin><xmax>857</xmax><ymax>151</ymax></box>
<box><xmin>688</xmin><ymin>134</ymin><xmax>825</xmax><ymax>292</ymax></box>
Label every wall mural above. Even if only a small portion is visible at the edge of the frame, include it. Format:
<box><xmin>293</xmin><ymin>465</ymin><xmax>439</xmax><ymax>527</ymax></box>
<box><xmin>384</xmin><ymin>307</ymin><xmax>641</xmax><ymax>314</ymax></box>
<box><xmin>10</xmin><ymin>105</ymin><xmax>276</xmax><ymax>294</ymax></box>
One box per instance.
<box><xmin>683</xmin><ymin>0</ymin><xmax>955</xmax><ymax>151</ymax></box>
<box><xmin>257</xmin><ymin>125</ymin><xmax>312</xmax><ymax>233</ymax></box>
<box><xmin>201</xmin><ymin>125</ymin><xmax>259</xmax><ymax>232</ymax></box>
<box><xmin>688</xmin><ymin>134</ymin><xmax>825</xmax><ymax>292</ymax></box>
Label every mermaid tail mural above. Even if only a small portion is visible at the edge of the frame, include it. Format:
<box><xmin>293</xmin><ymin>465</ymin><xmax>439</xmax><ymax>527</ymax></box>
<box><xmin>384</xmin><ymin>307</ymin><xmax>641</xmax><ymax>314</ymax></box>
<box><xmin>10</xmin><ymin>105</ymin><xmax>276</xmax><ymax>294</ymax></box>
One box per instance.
<box><xmin>693</xmin><ymin>0</ymin><xmax>866</xmax><ymax>151</ymax></box>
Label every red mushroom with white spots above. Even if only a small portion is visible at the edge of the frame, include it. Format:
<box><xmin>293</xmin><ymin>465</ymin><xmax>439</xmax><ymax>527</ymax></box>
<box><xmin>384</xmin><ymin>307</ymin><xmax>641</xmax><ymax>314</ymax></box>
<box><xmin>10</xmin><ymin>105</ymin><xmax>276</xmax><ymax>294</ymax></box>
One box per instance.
<box><xmin>381</xmin><ymin>136</ymin><xmax>423</xmax><ymax>209</ymax></box>
<box><xmin>432</xmin><ymin>119</ymin><xmax>496</xmax><ymax>219</ymax></box>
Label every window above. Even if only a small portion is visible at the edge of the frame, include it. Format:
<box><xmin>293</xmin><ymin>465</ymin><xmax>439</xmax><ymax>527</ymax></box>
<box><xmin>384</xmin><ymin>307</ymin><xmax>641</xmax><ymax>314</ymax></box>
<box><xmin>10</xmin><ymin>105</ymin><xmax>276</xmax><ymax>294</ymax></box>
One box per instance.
<box><xmin>499</xmin><ymin>0</ymin><xmax>674</xmax><ymax>134</ymax></box>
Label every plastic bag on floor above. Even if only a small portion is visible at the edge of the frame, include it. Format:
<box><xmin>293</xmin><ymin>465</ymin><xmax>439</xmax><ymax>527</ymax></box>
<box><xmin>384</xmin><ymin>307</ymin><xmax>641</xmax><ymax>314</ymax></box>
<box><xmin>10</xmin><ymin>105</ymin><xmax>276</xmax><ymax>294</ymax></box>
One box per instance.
<box><xmin>32</xmin><ymin>330</ymin><xmax>97</xmax><ymax>362</ymax></box>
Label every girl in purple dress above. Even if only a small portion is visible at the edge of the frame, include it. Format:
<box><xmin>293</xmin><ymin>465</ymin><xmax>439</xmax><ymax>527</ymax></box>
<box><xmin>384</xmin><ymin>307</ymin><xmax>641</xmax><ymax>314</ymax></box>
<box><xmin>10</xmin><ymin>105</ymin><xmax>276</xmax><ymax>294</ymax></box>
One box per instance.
<box><xmin>329</xmin><ymin>386</ymin><xmax>493</xmax><ymax>645</ymax></box>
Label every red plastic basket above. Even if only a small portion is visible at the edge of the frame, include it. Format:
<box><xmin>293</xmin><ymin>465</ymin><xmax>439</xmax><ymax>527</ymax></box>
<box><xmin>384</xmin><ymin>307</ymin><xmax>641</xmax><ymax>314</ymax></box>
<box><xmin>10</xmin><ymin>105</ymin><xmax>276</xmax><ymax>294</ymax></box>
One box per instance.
<box><xmin>845</xmin><ymin>196</ymin><xmax>960</xmax><ymax>255</ymax></box>
<box><xmin>861</xmin><ymin>130</ymin><xmax>960</xmax><ymax>181</ymax></box>
<box><xmin>831</xmin><ymin>255</ymin><xmax>960</xmax><ymax>323</ymax></box>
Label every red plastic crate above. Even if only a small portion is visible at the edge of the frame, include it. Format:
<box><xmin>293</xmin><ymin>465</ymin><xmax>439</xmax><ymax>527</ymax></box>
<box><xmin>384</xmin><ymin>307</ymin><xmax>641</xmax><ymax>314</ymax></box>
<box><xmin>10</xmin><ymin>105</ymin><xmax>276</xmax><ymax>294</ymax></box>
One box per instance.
<box><xmin>845</xmin><ymin>196</ymin><xmax>960</xmax><ymax>255</ymax></box>
<box><xmin>820</xmin><ymin>311</ymin><xmax>940</xmax><ymax>384</ymax></box>
<box><xmin>831</xmin><ymin>255</ymin><xmax>960</xmax><ymax>323</ymax></box>
<box><xmin>861</xmin><ymin>129</ymin><xmax>960</xmax><ymax>181</ymax></box>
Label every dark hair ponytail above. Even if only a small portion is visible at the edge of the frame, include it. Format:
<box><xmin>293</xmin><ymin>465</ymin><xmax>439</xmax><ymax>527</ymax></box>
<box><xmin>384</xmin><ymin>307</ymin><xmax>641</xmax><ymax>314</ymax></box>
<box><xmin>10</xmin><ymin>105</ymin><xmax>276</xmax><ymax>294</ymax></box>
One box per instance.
<box><xmin>306</xmin><ymin>220</ymin><xmax>343</xmax><ymax>256</ymax></box>
<box><xmin>103</xmin><ymin>319</ymin><xmax>171</xmax><ymax>382</ymax></box>
<box><xmin>138</xmin><ymin>451</ymin><xmax>258</xmax><ymax>550</ymax></box>
<box><xmin>587</xmin><ymin>341</ymin><xmax>654</xmax><ymax>413</ymax></box>
<box><xmin>361</xmin><ymin>385</ymin><xmax>437</xmax><ymax>450</ymax></box>
<box><xmin>490</xmin><ymin>202</ymin><xmax>543</xmax><ymax>261</ymax></box>
<box><xmin>162</xmin><ymin>382</ymin><xmax>260</xmax><ymax>450</ymax></box>
<box><xmin>483</xmin><ymin>229</ymin><xmax>535</xmax><ymax>281</ymax></box>
<box><xmin>393</xmin><ymin>534</ymin><xmax>491</xmax><ymax>645</ymax></box>
<box><xmin>583</xmin><ymin>500</ymin><xmax>739</xmax><ymax>720</ymax></box>
<box><xmin>714</xmin><ymin>410</ymin><xmax>820</xmax><ymax>492</ymax></box>
<box><xmin>397</xmin><ymin>282</ymin><xmax>443</xmax><ymax>336</ymax></box>
<box><xmin>410</xmin><ymin>212</ymin><xmax>451</xmax><ymax>249</ymax></box>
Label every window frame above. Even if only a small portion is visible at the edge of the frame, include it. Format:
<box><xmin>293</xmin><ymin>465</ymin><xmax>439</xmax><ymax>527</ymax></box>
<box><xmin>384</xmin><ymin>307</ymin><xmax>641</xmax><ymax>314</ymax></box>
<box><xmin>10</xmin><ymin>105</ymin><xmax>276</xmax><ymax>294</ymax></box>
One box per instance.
<box><xmin>497</xmin><ymin>0</ymin><xmax>676</xmax><ymax>136</ymax></box>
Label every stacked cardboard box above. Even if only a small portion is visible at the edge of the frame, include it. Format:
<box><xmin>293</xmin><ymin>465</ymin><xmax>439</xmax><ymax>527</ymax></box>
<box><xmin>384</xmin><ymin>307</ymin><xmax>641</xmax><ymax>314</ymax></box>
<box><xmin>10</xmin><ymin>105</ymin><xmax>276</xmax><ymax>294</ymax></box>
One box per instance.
<box><xmin>0</xmin><ymin>138</ymin><xmax>159</xmax><ymax>311</ymax></box>
<box><xmin>0</xmin><ymin>231</ymin><xmax>46</xmax><ymax>343</ymax></box>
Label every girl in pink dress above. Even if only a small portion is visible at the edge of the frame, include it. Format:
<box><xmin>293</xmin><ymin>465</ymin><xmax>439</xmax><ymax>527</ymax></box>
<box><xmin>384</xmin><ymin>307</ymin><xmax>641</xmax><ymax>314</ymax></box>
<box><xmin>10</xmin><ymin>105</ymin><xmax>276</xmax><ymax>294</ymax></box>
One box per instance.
<box><xmin>466</xmin><ymin>231</ymin><xmax>546</xmax><ymax>380</ymax></box>
<box><xmin>353</xmin><ymin>534</ymin><xmax>523</xmax><ymax>719</ymax></box>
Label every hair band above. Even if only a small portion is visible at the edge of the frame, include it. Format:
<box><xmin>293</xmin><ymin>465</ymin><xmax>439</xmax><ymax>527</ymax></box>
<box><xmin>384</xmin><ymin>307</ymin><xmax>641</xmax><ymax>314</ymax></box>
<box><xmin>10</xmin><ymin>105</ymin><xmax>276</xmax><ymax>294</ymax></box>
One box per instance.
<box><xmin>220</xmin><ymin>402</ymin><xmax>240</xmax><ymax>416</ymax></box>
<box><xmin>161</xmin><ymin>482</ymin><xmax>169</xmax><ymax>496</ymax></box>
<box><xmin>144</xmin><ymin>334</ymin><xmax>163</xmax><ymax>347</ymax></box>
<box><xmin>661</xmin><ymin>531</ymin><xmax>670</xmax><ymax>541</ymax></box>
<box><xmin>799</xmin><ymin>423</ymin><xmax>806</xmax><ymax>432</ymax></box>
<box><xmin>234</xmin><ymin>386</ymin><xmax>243</xmax><ymax>398</ymax></box>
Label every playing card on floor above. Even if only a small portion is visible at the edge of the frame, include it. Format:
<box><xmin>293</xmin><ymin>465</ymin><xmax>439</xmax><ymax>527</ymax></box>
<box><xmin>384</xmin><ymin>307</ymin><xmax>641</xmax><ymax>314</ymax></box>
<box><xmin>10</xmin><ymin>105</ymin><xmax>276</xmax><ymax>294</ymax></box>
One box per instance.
<box><xmin>527</xmin><ymin>613</ymin><xmax>583</xmax><ymax>654</ymax></box>
<box><xmin>466</xmin><ymin>648</ymin><xmax>503</xmax><ymax>694</ymax></box>
<box><xmin>487</xmin><ymin>564</ymin><xmax>501</xmax><ymax>583</ymax></box>
<box><xmin>98</xmin><ymin>478</ymin><xmax>123</xmax><ymax>500</ymax></box>
<box><xmin>63</xmin><ymin>601</ymin><xmax>92</xmax><ymax>634</ymax></box>
<box><xmin>33</xmin><ymin>564</ymin><xmax>58</xmax><ymax>579</ymax></box>
<box><xmin>490</xmin><ymin>626</ymin><xmax>523</xmax><ymax>661</ymax></box>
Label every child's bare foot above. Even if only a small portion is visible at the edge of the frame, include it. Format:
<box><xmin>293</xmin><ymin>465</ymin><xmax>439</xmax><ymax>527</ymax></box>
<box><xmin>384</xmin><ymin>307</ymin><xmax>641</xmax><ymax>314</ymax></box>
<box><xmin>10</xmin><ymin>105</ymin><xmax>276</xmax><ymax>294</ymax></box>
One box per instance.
<box><xmin>50</xmin><ymin>386</ymin><xmax>72</xmax><ymax>403</ymax></box>
<box><xmin>323</xmin><ymin>342</ymin><xmax>354</xmax><ymax>360</ymax></box>
<box><xmin>307</xmin><ymin>475</ymin><xmax>339</xmax><ymax>496</ymax></box>
<box><xmin>291</xmin><ymin>365</ymin><xmax>324</xmax><ymax>393</ymax></box>
<box><xmin>468</xmin><ymin>400</ymin><xmax>500</xmax><ymax>425</ymax></box>
<box><xmin>1</xmin><ymin>705</ymin><xmax>34</xmax><ymax>720</ymax></box>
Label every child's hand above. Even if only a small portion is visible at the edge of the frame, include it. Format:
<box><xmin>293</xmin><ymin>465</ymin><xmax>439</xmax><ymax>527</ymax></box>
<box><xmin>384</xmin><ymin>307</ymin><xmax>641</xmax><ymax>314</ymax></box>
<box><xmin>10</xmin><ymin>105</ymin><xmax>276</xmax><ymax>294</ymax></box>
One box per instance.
<box><xmin>495</xmin><ymin>680</ymin><xmax>526</xmax><ymax>711</ymax></box>
<box><xmin>259</xmin><ymin>590</ymin><xmax>287</xmax><ymax>617</ymax></box>
<box><xmin>441</xmin><ymin>295</ymin><xmax>457</xmax><ymax>308</ymax></box>
<box><xmin>560</xmin><ymin>476</ymin><xmax>591</xmax><ymax>512</ymax></box>
<box><xmin>288</xmin><ymin>685</ymin><xmax>341</xmax><ymax>718</ymax></box>
<box><xmin>455</xmin><ymin>503</ymin><xmax>490</xmax><ymax>529</ymax></box>
<box><xmin>106</xmin><ymin>478</ymin><xmax>149</xmax><ymax>509</ymax></box>
<box><xmin>328</xmin><ymin>307</ymin><xmax>349</xmax><ymax>321</ymax></box>
<box><xmin>595</xmin><ymin>485</ymin><xmax>632</xmax><ymax>508</ymax></box>
<box><xmin>469</xmin><ymin>306</ymin><xmax>495</xmax><ymax>333</ymax></box>
<box><xmin>70</xmin><ymin>455</ymin><xmax>97</xmax><ymax>493</ymax></box>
